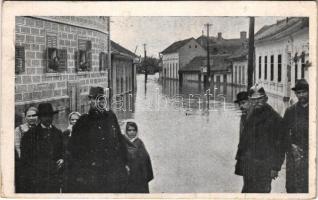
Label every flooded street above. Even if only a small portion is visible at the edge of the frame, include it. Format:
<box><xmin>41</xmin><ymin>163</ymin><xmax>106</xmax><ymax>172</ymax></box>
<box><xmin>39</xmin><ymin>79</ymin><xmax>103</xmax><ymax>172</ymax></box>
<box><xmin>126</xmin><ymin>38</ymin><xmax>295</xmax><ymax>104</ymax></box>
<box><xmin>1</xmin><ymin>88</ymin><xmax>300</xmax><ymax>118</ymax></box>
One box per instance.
<box><xmin>115</xmin><ymin>74</ymin><xmax>287</xmax><ymax>193</ymax></box>
<box><xmin>54</xmin><ymin>74</ymin><xmax>287</xmax><ymax>193</ymax></box>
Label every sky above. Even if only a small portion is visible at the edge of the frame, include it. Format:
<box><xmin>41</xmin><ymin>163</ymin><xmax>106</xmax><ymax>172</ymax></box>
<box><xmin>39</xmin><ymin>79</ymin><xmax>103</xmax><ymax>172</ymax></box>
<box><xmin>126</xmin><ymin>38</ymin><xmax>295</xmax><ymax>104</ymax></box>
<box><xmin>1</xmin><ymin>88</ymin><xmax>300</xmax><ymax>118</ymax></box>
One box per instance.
<box><xmin>110</xmin><ymin>16</ymin><xmax>286</xmax><ymax>58</ymax></box>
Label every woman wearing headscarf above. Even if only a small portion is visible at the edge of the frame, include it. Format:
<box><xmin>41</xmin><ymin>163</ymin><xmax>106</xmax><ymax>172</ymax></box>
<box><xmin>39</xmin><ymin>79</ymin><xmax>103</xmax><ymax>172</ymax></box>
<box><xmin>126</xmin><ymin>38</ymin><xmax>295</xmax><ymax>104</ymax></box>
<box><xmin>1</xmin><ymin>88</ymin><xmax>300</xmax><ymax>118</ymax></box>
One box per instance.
<box><xmin>62</xmin><ymin>111</ymin><xmax>81</xmax><ymax>192</ymax></box>
<box><xmin>124</xmin><ymin>121</ymin><xmax>153</xmax><ymax>193</ymax></box>
<box><xmin>15</xmin><ymin>106</ymin><xmax>38</xmax><ymax>192</ymax></box>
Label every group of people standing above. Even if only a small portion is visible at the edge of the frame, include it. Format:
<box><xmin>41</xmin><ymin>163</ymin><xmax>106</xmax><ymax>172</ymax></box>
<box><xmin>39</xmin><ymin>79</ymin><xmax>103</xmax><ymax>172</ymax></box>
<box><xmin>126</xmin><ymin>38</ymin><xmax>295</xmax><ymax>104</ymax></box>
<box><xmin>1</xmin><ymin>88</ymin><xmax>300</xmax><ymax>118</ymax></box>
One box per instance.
<box><xmin>234</xmin><ymin>79</ymin><xmax>309</xmax><ymax>193</ymax></box>
<box><xmin>15</xmin><ymin>86</ymin><xmax>153</xmax><ymax>193</ymax></box>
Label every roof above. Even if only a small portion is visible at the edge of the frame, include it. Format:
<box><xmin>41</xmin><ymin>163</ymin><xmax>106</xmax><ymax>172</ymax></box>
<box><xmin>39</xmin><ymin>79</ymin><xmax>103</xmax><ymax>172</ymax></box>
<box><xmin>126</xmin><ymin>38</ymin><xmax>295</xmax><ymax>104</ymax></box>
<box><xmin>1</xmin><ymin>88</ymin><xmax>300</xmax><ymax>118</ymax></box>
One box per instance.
<box><xmin>111</xmin><ymin>40</ymin><xmax>138</xmax><ymax>58</ymax></box>
<box><xmin>255</xmin><ymin>17</ymin><xmax>309</xmax><ymax>43</ymax></box>
<box><xmin>180</xmin><ymin>54</ymin><xmax>232</xmax><ymax>73</ymax></box>
<box><xmin>227</xmin><ymin>48</ymin><xmax>248</xmax><ymax>61</ymax></box>
<box><xmin>196</xmin><ymin>35</ymin><xmax>248</xmax><ymax>55</ymax></box>
<box><xmin>160</xmin><ymin>37</ymin><xmax>195</xmax><ymax>54</ymax></box>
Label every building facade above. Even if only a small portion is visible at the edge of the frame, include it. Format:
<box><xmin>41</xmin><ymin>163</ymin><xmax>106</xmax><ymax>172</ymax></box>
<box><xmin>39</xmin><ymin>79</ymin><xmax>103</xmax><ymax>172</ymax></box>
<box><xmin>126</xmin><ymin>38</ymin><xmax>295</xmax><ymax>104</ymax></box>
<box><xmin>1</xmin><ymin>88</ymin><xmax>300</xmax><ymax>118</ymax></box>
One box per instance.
<box><xmin>228</xmin><ymin>51</ymin><xmax>248</xmax><ymax>87</ymax></box>
<box><xmin>254</xmin><ymin>17</ymin><xmax>309</xmax><ymax>101</ymax></box>
<box><xmin>15</xmin><ymin>16</ymin><xmax>110</xmax><ymax>117</ymax></box>
<box><xmin>110</xmin><ymin>41</ymin><xmax>137</xmax><ymax>99</ymax></box>
<box><xmin>160</xmin><ymin>38</ymin><xmax>206</xmax><ymax>80</ymax></box>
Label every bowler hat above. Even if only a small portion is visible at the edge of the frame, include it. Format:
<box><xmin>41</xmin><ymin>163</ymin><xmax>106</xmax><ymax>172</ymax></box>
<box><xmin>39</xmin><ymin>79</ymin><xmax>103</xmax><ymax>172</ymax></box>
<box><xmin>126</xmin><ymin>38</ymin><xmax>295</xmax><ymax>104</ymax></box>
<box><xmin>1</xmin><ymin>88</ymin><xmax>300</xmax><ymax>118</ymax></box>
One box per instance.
<box><xmin>37</xmin><ymin>103</ymin><xmax>58</xmax><ymax>116</ymax></box>
<box><xmin>88</xmin><ymin>86</ymin><xmax>105</xmax><ymax>99</ymax></box>
<box><xmin>234</xmin><ymin>91</ymin><xmax>249</xmax><ymax>103</ymax></box>
<box><xmin>292</xmin><ymin>79</ymin><xmax>309</xmax><ymax>91</ymax></box>
<box><xmin>249</xmin><ymin>84</ymin><xmax>267</xmax><ymax>99</ymax></box>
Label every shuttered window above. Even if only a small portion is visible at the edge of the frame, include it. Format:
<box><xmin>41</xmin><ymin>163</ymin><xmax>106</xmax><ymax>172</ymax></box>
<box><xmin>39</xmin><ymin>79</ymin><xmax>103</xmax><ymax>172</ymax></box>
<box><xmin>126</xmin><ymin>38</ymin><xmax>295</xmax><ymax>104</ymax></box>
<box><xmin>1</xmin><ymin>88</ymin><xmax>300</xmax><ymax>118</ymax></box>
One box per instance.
<box><xmin>99</xmin><ymin>52</ymin><xmax>108</xmax><ymax>71</ymax></box>
<box><xmin>76</xmin><ymin>39</ymin><xmax>92</xmax><ymax>72</ymax></box>
<box><xmin>278</xmin><ymin>54</ymin><xmax>282</xmax><ymax>82</ymax></box>
<box><xmin>15</xmin><ymin>46</ymin><xmax>25</xmax><ymax>74</ymax></box>
<box><xmin>47</xmin><ymin>48</ymin><xmax>67</xmax><ymax>72</ymax></box>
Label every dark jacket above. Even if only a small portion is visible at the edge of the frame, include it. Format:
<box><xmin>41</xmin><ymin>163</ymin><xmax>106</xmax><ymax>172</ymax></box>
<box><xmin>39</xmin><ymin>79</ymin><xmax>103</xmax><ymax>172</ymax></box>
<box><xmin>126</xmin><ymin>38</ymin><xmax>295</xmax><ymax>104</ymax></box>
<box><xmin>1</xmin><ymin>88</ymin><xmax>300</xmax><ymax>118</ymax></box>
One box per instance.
<box><xmin>239</xmin><ymin>104</ymin><xmax>284</xmax><ymax>176</ymax></box>
<box><xmin>126</xmin><ymin>138</ymin><xmax>154</xmax><ymax>193</ymax></box>
<box><xmin>67</xmin><ymin>109</ymin><xmax>129</xmax><ymax>193</ymax></box>
<box><xmin>20</xmin><ymin>123</ymin><xmax>64</xmax><ymax>193</ymax></box>
<box><xmin>234</xmin><ymin>113</ymin><xmax>247</xmax><ymax>176</ymax></box>
<box><xmin>283</xmin><ymin>102</ymin><xmax>308</xmax><ymax>193</ymax></box>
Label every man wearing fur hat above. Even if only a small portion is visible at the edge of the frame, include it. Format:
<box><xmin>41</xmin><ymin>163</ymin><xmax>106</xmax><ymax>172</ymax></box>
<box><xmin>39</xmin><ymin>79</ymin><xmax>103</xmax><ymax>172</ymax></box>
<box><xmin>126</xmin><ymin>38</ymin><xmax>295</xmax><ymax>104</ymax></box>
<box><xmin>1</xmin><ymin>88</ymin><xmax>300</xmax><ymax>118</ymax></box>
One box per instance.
<box><xmin>282</xmin><ymin>79</ymin><xmax>309</xmax><ymax>193</ymax></box>
<box><xmin>239</xmin><ymin>84</ymin><xmax>284</xmax><ymax>193</ymax></box>
<box><xmin>20</xmin><ymin>103</ymin><xmax>64</xmax><ymax>193</ymax></box>
<box><xmin>67</xmin><ymin>86</ymin><xmax>129</xmax><ymax>193</ymax></box>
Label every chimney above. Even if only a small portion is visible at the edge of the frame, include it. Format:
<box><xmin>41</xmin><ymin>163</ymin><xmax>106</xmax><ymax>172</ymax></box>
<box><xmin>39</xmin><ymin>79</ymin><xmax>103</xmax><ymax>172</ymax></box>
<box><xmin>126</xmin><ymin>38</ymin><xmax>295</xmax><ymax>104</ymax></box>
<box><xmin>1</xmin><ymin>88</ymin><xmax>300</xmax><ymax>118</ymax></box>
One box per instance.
<box><xmin>217</xmin><ymin>32</ymin><xmax>222</xmax><ymax>40</ymax></box>
<box><xmin>240</xmin><ymin>31</ymin><xmax>247</xmax><ymax>40</ymax></box>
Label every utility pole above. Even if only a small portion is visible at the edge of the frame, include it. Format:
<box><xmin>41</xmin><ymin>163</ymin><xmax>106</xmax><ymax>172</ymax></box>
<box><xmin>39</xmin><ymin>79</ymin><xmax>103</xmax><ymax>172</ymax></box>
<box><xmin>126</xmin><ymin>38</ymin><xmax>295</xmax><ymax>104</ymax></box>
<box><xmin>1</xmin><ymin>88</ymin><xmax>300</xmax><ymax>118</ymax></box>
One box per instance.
<box><xmin>204</xmin><ymin>23</ymin><xmax>212</xmax><ymax>90</ymax></box>
<box><xmin>143</xmin><ymin>43</ymin><xmax>148</xmax><ymax>83</ymax></box>
<box><xmin>247</xmin><ymin>17</ymin><xmax>255</xmax><ymax>90</ymax></box>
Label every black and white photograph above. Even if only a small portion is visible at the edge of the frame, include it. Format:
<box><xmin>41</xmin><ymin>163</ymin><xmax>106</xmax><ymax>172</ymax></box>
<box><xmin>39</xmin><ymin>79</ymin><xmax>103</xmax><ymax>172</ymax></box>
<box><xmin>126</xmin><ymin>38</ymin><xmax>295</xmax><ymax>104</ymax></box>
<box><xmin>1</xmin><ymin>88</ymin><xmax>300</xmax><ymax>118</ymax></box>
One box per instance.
<box><xmin>1</xmin><ymin>1</ymin><xmax>317</xmax><ymax>198</ymax></box>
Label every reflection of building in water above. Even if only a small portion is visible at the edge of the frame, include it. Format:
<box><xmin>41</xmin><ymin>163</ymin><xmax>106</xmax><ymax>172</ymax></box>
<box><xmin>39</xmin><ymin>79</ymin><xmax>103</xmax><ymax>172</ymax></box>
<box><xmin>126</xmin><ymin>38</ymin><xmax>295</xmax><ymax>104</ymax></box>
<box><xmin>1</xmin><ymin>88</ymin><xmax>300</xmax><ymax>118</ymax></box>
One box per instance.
<box><xmin>254</xmin><ymin>17</ymin><xmax>309</xmax><ymax>103</ymax></box>
<box><xmin>15</xmin><ymin>16</ymin><xmax>110</xmax><ymax>118</ymax></box>
<box><xmin>110</xmin><ymin>40</ymin><xmax>138</xmax><ymax>100</ymax></box>
<box><xmin>160</xmin><ymin>38</ymin><xmax>206</xmax><ymax>80</ymax></box>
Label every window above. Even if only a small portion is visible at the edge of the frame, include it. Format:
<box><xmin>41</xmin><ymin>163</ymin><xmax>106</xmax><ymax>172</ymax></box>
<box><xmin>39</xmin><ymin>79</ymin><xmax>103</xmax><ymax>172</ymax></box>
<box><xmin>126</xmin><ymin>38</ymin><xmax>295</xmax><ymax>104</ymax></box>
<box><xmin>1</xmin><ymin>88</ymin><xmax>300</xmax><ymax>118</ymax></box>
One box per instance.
<box><xmin>46</xmin><ymin>34</ymin><xmax>67</xmax><ymax>73</ymax></box>
<box><xmin>15</xmin><ymin>46</ymin><xmax>25</xmax><ymax>74</ymax></box>
<box><xmin>301</xmin><ymin>52</ymin><xmax>305</xmax><ymax>78</ymax></box>
<box><xmin>295</xmin><ymin>62</ymin><xmax>298</xmax><ymax>83</ymax></box>
<box><xmin>99</xmin><ymin>52</ymin><xmax>108</xmax><ymax>71</ymax></box>
<box><xmin>258</xmin><ymin>56</ymin><xmax>262</xmax><ymax>79</ymax></box>
<box><xmin>238</xmin><ymin>66</ymin><xmax>241</xmax><ymax>84</ymax></box>
<box><xmin>195</xmin><ymin>45</ymin><xmax>197</xmax><ymax>48</ymax></box>
<box><xmin>242</xmin><ymin>66</ymin><xmax>245</xmax><ymax>84</ymax></box>
<box><xmin>189</xmin><ymin>45</ymin><xmax>191</xmax><ymax>48</ymax></box>
<box><xmin>270</xmin><ymin>55</ymin><xmax>274</xmax><ymax>81</ymax></box>
<box><xmin>76</xmin><ymin>39</ymin><xmax>92</xmax><ymax>72</ymax></box>
<box><xmin>278</xmin><ymin>54</ymin><xmax>282</xmax><ymax>82</ymax></box>
<box><xmin>264</xmin><ymin>56</ymin><xmax>267</xmax><ymax>80</ymax></box>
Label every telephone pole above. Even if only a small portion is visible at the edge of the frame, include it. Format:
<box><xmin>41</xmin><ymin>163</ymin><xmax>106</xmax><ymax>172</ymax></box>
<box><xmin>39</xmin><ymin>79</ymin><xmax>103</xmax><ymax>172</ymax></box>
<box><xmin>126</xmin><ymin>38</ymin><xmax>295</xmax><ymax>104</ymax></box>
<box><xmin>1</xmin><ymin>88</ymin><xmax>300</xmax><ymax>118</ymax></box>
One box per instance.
<box><xmin>204</xmin><ymin>23</ymin><xmax>212</xmax><ymax>89</ymax></box>
<box><xmin>247</xmin><ymin>17</ymin><xmax>255</xmax><ymax>90</ymax></box>
<box><xmin>143</xmin><ymin>43</ymin><xmax>148</xmax><ymax>83</ymax></box>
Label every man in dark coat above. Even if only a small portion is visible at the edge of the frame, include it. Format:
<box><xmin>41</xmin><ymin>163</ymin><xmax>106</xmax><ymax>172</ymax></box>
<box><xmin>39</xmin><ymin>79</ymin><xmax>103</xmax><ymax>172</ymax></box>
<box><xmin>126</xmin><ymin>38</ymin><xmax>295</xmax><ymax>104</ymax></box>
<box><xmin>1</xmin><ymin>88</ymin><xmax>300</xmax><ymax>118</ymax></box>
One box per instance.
<box><xmin>67</xmin><ymin>86</ymin><xmax>129</xmax><ymax>193</ymax></box>
<box><xmin>20</xmin><ymin>103</ymin><xmax>64</xmax><ymax>193</ymax></box>
<box><xmin>282</xmin><ymin>79</ymin><xmax>309</xmax><ymax>193</ymax></box>
<box><xmin>239</xmin><ymin>84</ymin><xmax>285</xmax><ymax>193</ymax></box>
<box><xmin>234</xmin><ymin>91</ymin><xmax>249</xmax><ymax>176</ymax></box>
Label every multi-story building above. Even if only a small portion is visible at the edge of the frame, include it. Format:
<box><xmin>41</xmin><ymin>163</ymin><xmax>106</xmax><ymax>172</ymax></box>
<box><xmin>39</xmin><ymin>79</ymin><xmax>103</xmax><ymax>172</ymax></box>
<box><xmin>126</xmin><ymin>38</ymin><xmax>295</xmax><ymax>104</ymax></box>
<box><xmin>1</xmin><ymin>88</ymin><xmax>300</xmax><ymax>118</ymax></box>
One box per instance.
<box><xmin>254</xmin><ymin>17</ymin><xmax>309</xmax><ymax>102</ymax></box>
<box><xmin>160</xmin><ymin>37</ymin><xmax>206</xmax><ymax>80</ymax></box>
<box><xmin>15</xmin><ymin>16</ymin><xmax>110</xmax><ymax>118</ymax></box>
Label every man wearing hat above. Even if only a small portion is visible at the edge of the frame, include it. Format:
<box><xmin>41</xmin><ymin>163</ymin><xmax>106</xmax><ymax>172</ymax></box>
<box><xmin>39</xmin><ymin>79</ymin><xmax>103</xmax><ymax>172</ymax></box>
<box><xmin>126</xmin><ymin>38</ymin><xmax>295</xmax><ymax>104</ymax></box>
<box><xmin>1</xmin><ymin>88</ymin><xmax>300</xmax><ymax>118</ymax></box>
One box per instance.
<box><xmin>233</xmin><ymin>91</ymin><xmax>249</xmax><ymax>177</ymax></box>
<box><xmin>20</xmin><ymin>103</ymin><xmax>64</xmax><ymax>193</ymax></box>
<box><xmin>282</xmin><ymin>79</ymin><xmax>309</xmax><ymax>193</ymax></box>
<box><xmin>67</xmin><ymin>86</ymin><xmax>129</xmax><ymax>193</ymax></box>
<box><xmin>239</xmin><ymin>84</ymin><xmax>285</xmax><ymax>193</ymax></box>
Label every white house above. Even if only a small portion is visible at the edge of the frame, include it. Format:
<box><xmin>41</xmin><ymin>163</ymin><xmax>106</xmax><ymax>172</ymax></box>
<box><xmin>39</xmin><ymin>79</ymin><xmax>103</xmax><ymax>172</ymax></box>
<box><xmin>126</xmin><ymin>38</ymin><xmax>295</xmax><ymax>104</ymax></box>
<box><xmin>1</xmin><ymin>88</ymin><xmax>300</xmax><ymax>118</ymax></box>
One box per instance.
<box><xmin>254</xmin><ymin>17</ymin><xmax>309</xmax><ymax>102</ymax></box>
<box><xmin>160</xmin><ymin>38</ymin><xmax>206</xmax><ymax>80</ymax></box>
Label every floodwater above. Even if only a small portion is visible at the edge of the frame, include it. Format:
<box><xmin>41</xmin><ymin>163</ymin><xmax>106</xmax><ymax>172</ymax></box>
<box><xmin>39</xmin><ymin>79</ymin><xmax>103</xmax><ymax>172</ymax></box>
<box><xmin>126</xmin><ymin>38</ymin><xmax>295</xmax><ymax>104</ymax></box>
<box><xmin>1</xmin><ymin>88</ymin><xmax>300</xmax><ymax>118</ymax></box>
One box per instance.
<box><xmin>54</xmin><ymin>74</ymin><xmax>287</xmax><ymax>193</ymax></box>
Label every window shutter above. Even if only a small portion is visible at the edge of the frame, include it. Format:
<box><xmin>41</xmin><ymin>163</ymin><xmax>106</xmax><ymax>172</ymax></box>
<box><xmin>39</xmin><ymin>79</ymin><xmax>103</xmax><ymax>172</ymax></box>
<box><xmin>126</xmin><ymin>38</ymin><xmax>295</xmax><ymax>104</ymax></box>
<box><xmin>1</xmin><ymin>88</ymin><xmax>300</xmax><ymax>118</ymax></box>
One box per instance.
<box><xmin>104</xmin><ymin>53</ymin><xmax>108</xmax><ymax>70</ymax></box>
<box><xmin>15</xmin><ymin>46</ymin><xmax>25</xmax><ymax>74</ymax></box>
<box><xmin>78</xmin><ymin>39</ymin><xmax>87</xmax><ymax>50</ymax></box>
<box><xmin>58</xmin><ymin>49</ymin><xmax>67</xmax><ymax>72</ymax></box>
<box><xmin>99</xmin><ymin>52</ymin><xmax>103</xmax><ymax>71</ymax></box>
<box><xmin>47</xmin><ymin>35</ymin><xmax>57</xmax><ymax>48</ymax></box>
<box><xmin>75</xmin><ymin>51</ymin><xmax>79</xmax><ymax>72</ymax></box>
<box><xmin>87</xmin><ymin>51</ymin><xmax>92</xmax><ymax>71</ymax></box>
<box><xmin>47</xmin><ymin>47</ymin><xmax>59</xmax><ymax>72</ymax></box>
<box><xmin>86</xmin><ymin>41</ymin><xmax>92</xmax><ymax>50</ymax></box>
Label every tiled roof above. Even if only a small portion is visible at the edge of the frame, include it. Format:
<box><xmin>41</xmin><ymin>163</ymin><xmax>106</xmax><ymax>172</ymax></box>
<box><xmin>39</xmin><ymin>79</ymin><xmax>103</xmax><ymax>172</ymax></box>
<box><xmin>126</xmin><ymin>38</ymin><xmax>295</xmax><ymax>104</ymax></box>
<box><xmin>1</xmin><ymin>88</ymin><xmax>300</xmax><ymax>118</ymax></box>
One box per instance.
<box><xmin>196</xmin><ymin>35</ymin><xmax>247</xmax><ymax>55</ymax></box>
<box><xmin>255</xmin><ymin>17</ymin><xmax>309</xmax><ymax>42</ymax></box>
<box><xmin>228</xmin><ymin>48</ymin><xmax>248</xmax><ymax>61</ymax></box>
<box><xmin>180</xmin><ymin>54</ymin><xmax>231</xmax><ymax>73</ymax></box>
<box><xmin>160</xmin><ymin>37</ymin><xmax>195</xmax><ymax>54</ymax></box>
<box><xmin>111</xmin><ymin>40</ymin><xmax>138</xmax><ymax>58</ymax></box>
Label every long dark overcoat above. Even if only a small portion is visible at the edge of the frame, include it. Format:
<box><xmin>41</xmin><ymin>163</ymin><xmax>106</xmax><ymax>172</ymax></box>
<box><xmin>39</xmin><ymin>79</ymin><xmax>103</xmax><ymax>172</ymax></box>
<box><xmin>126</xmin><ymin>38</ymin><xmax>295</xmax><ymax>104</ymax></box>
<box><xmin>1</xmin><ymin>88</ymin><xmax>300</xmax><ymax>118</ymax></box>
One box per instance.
<box><xmin>20</xmin><ymin>124</ymin><xmax>64</xmax><ymax>193</ymax></box>
<box><xmin>283</xmin><ymin>102</ymin><xmax>308</xmax><ymax>193</ymax></box>
<box><xmin>67</xmin><ymin>109</ymin><xmax>129</xmax><ymax>193</ymax></box>
<box><xmin>239</xmin><ymin>104</ymin><xmax>285</xmax><ymax>182</ymax></box>
<box><xmin>126</xmin><ymin>138</ymin><xmax>153</xmax><ymax>193</ymax></box>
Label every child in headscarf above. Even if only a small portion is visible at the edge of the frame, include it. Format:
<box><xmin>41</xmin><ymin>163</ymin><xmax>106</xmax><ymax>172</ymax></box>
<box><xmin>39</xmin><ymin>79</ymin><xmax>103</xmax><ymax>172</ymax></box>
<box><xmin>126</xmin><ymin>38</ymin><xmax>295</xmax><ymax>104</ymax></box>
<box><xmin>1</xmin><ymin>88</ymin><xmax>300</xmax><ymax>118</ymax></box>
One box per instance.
<box><xmin>63</xmin><ymin>111</ymin><xmax>81</xmax><ymax>137</ymax></box>
<box><xmin>124</xmin><ymin>121</ymin><xmax>154</xmax><ymax>193</ymax></box>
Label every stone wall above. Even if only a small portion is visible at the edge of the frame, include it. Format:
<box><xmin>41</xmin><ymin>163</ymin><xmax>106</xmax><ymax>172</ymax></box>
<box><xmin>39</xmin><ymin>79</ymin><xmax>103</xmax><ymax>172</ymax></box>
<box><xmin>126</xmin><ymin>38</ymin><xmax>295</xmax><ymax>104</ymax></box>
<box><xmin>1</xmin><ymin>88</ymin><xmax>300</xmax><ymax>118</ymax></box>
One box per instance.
<box><xmin>15</xmin><ymin>16</ymin><xmax>110</xmax><ymax>117</ymax></box>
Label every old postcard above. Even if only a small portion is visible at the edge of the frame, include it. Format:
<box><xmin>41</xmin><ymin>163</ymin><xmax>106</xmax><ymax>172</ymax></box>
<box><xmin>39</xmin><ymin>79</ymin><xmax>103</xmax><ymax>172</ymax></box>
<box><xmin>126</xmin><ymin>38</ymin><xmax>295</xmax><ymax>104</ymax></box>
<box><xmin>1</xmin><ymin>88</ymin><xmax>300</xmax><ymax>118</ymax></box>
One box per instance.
<box><xmin>1</xmin><ymin>1</ymin><xmax>317</xmax><ymax>199</ymax></box>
